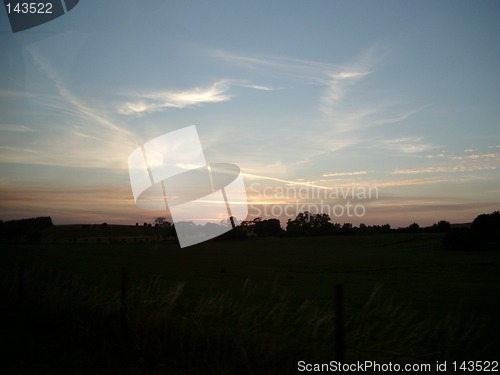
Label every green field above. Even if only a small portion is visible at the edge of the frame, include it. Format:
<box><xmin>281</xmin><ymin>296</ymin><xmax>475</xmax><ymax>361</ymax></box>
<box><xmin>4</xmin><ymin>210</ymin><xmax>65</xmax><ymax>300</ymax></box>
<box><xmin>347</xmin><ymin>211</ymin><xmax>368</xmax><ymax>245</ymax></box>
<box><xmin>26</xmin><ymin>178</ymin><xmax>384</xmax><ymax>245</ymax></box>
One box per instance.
<box><xmin>1</xmin><ymin>233</ymin><xmax>499</xmax><ymax>373</ymax></box>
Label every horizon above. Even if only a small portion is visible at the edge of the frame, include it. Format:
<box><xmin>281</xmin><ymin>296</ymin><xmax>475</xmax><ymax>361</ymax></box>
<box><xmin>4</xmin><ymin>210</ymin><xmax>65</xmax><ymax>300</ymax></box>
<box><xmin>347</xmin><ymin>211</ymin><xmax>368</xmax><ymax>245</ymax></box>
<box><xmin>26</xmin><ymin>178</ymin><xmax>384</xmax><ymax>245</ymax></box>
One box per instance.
<box><xmin>0</xmin><ymin>211</ymin><xmax>483</xmax><ymax>230</ymax></box>
<box><xmin>1</xmin><ymin>1</ymin><xmax>499</xmax><ymax>229</ymax></box>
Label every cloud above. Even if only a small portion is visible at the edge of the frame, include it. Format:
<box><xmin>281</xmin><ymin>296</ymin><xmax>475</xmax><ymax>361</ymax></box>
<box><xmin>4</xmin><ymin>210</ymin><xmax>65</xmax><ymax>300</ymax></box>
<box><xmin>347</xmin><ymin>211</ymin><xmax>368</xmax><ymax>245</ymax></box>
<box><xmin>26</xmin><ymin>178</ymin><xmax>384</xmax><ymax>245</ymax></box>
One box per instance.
<box><xmin>380</xmin><ymin>137</ymin><xmax>434</xmax><ymax>153</ymax></box>
<box><xmin>0</xmin><ymin>46</ymin><xmax>138</xmax><ymax>169</ymax></box>
<box><xmin>450</xmin><ymin>153</ymin><xmax>498</xmax><ymax>161</ymax></box>
<box><xmin>321</xmin><ymin>70</ymin><xmax>371</xmax><ymax>117</ymax></box>
<box><xmin>242</xmin><ymin>172</ymin><xmax>331</xmax><ymax>190</ymax></box>
<box><xmin>27</xmin><ymin>47</ymin><xmax>133</xmax><ymax>138</ymax></box>
<box><xmin>217</xmin><ymin>46</ymin><xmax>405</xmax><ymax>151</ymax></box>
<box><xmin>239</xmin><ymin>84</ymin><xmax>275</xmax><ymax>91</ymax></box>
<box><xmin>322</xmin><ymin>171</ymin><xmax>367</xmax><ymax>177</ymax></box>
<box><xmin>391</xmin><ymin>152</ymin><xmax>500</xmax><ymax>175</ymax></box>
<box><xmin>210</xmin><ymin>44</ymin><xmax>425</xmax><ymax>165</ymax></box>
<box><xmin>0</xmin><ymin>90</ymin><xmax>40</xmax><ymax>98</ymax></box>
<box><xmin>424</xmin><ymin>153</ymin><xmax>447</xmax><ymax>159</ymax></box>
<box><xmin>320</xmin><ymin>44</ymin><xmax>383</xmax><ymax>118</ymax></box>
<box><xmin>213</xmin><ymin>46</ymin><xmax>375</xmax><ymax>94</ymax></box>
<box><xmin>0</xmin><ymin>184</ymin><xmax>137</xmax><ymax>224</ymax></box>
<box><xmin>0</xmin><ymin>145</ymin><xmax>38</xmax><ymax>154</ymax></box>
<box><xmin>118</xmin><ymin>80</ymin><xmax>232</xmax><ymax>115</ymax></box>
<box><xmin>332</xmin><ymin>71</ymin><xmax>369</xmax><ymax>79</ymax></box>
<box><xmin>128</xmin><ymin>87</ymin><xmax>228</xmax><ymax>113</ymax></box>
<box><xmin>117</xmin><ymin>78</ymin><xmax>281</xmax><ymax>116</ymax></box>
<box><xmin>211</xmin><ymin>49</ymin><xmax>336</xmax><ymax>85</ymax></box>
<box><xmin>0</xmin><ymin>124</ymin><xmax>36</xmax><ymax>133</ymax></box>
<box><xmin>370</xmin><ymin>177</ymin><xmax>465</xmax><ymax>188</ymax></box>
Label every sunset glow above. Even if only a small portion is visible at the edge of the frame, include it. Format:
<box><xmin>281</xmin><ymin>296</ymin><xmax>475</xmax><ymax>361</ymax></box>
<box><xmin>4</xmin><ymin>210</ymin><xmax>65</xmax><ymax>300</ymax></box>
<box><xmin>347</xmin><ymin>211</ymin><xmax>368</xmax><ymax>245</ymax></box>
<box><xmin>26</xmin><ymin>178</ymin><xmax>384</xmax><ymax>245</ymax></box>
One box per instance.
<box><xmin>1</xmin><ymin>1</ymin><xmax>499</xmax><ymax>227</ymax></box>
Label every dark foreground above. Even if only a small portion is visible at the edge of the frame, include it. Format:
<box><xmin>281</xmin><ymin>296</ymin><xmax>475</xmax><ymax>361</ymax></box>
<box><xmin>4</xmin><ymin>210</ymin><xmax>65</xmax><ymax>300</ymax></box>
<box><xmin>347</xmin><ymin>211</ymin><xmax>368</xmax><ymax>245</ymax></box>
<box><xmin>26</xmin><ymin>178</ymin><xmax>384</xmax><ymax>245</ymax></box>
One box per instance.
<box><xmin>1</xmin><ymin>234</ymin><xmax>499</xmax><ymax>374</ymax></box>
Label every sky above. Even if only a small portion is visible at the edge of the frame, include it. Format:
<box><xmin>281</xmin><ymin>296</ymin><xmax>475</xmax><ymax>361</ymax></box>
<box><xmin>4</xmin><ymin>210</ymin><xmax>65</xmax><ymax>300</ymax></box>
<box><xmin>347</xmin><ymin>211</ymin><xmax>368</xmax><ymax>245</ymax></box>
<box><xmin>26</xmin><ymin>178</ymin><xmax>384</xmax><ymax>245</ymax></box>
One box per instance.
<box><xmin>1</xmin><ymin>0</ymin><xmax>499</xmax><ymax>228</ymax></box>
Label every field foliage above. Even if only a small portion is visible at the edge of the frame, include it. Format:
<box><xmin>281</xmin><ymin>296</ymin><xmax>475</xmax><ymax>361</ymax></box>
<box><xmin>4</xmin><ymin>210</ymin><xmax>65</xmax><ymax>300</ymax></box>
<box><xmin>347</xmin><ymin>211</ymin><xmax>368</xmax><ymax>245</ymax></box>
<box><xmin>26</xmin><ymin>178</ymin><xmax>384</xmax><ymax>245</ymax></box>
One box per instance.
<box><xmin>1</xmin><ymin>233</ymin><xmax>499</xmax><ymax>373</ymax></box>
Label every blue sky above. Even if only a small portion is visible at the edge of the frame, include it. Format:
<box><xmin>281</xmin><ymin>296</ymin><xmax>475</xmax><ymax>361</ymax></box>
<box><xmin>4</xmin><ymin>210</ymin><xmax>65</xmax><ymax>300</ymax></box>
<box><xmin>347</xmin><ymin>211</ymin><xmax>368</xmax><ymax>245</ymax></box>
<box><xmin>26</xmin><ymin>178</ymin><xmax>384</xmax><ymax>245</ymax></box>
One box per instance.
<box><xmin>1</xmin><ymin>0</ymin><xmax>499</xmax><ymax>226</ymax></box>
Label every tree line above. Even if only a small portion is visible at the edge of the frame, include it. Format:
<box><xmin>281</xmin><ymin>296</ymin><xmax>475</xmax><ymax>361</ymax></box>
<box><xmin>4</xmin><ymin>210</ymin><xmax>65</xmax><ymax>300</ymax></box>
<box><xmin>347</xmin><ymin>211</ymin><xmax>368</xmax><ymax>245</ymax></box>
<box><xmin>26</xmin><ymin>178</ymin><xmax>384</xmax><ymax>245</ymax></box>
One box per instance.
<box><xmin>230</xmin><ymin>211</ymin><xmax>500</xmax><ymax>251</ymax></box>
<box><xmin>2</xmin><ymin>211</ymin><xmax>498</xmax><ymax>250</ymax></box>
<box><xmin>0</xmin><ymin>216</ymin><xmax>53</xmax><ymax>242</ymax></box>
<box><xmin>237</xmin><ymin>212</ymin><xmax>450</xmax><ymax>237</ymax></box>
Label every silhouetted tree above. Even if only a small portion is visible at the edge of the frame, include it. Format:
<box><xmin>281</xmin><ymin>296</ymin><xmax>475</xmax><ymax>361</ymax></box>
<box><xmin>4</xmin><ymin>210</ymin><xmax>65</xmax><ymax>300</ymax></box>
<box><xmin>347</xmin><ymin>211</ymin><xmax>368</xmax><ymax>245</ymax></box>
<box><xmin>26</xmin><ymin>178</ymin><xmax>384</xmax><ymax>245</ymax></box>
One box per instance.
<box><xmin>155</xmin><ymin>220</ymin><xmax>175</xmax><ymax>239</ymax></box>
<box><xmin>286</xmin><ymin>212</ymin><xmax>334</xmax><ymax>236</ymax></box>
<box><xmin>471</xmin><ymin>211</ymin><xmax>500</xmax><ymax>234</ymax></box>
<box><xmin>239</xmin><ymin>219</ymin><xmax>256</xmax><ymax>236</ymax></box>
<box><xmin>408</xmin><ymin>223</ymin><xmax>420</xmax><ymax>233</ymax></box>
<box><xmin>471</xmin><ymin>211</ymin><xmax>500</xmax><ymax>249</ymax></box>
<box><xmin>332</xmin><ymin>223</ymin><xmax>342</xmax><ymax>233</ymax></box>
<box><xmin>219</xmin><ymin>225</ymin><xmax>247</xmax><ymax>240</ymax></box>
<box><xmin>431</xmin><ymin>220</ymin><xmax>451</xmax><ymax>233</ymax></box>
<box><xmin>155</xmin><ymin>217</ymin><xmax>167</xmax><ymax>226</ymax></box>
<box><xmin>254</xmin><ymin>218</ymin><xmax>283</xmax><ymax>237</ymax></box>
<box><xmin>397</xmin><ymin>222</ymin><xmax>421</xmax><ymax>233</ymax></box>
<box><xmin>444</xmin><ymin>211</ymin><xmax>499</xmax><ymax>251</ymax></box>
<box><xmin>341</xmin><ymin>223</ymin><xmax>353</xmax><ymax>235</ymax></box>
<box><xmin>0</xmin><ymin>216</ymin><xmax>53</xmax><ymax>240</ymax></box>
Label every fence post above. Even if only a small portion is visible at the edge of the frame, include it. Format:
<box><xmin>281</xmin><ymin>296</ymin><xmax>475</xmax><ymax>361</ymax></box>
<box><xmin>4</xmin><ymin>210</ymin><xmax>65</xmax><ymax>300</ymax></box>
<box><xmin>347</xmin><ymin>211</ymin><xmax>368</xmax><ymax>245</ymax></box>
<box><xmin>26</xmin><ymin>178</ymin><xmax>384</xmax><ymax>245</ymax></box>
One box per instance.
<box><xmin>335</xmin><ymin>283</ymin><xmax>345</xmax><ymax>363</ymax></box>
<box><xmin>17</xmin><ymin>260</ymin><xmax>25</xmax><ymax>315</ymax></box>
<box><xmin>120</xmin><ymin>267</ymin><xmax>132</xmax><ymax>349</ymax></box>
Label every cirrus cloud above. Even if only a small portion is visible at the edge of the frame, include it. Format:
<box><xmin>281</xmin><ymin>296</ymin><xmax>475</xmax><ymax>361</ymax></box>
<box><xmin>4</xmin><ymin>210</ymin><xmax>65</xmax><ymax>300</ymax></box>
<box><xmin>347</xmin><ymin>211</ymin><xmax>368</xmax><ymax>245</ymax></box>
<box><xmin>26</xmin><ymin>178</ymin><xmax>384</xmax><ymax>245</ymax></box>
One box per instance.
<box><xmin>118</xmin><ymin>80</ymin><xmax>232</xmax><ymax>115</ymax></box>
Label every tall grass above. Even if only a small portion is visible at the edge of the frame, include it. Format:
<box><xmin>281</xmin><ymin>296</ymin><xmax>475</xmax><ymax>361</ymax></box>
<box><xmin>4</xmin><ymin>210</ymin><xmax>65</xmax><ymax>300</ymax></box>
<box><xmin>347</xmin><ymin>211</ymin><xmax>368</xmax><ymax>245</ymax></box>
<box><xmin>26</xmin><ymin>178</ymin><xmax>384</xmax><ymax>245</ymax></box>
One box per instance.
<box><xmin>0</xmin><ymin>262</ymin><xmax>495</xmax><ymax>374</ymax></box>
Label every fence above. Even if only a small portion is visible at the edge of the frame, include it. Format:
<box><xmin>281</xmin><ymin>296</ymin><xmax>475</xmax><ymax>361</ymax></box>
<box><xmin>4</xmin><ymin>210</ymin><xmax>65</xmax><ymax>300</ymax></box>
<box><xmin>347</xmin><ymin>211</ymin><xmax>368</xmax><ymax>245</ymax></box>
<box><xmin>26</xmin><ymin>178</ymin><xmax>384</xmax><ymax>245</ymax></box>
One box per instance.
<box><xmin>13</xmin><ymin>260</ymin><xmax>347</xmax><ymax>360</ymax></box>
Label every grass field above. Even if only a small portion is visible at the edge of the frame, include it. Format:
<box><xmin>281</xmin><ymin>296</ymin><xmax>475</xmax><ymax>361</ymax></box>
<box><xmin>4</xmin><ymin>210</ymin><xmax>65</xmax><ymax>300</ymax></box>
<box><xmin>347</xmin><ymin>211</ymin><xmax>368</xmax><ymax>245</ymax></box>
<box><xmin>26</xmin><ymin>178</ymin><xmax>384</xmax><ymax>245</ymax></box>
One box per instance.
<box><xmin>1</xmin><ymin>233</ymin><xmax>499</xmax><ymax>373</ymax></box>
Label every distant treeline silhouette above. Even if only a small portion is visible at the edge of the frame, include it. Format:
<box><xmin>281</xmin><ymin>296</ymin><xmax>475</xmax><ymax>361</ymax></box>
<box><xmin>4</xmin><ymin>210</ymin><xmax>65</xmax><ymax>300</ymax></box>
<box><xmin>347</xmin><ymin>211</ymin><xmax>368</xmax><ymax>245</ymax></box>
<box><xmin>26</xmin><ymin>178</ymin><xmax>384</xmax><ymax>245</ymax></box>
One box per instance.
<box><xmin>235</xmin><ymin>212</ymin><xmax>450</xmax><ymax>237</ymax></box>
<box><xmin>443</xmin><ymin>211</ymin><xmax>500</xmax><ymax>251</ymax></box>
<box><xmin>2</xmin><ymin>211</ymin><xmax>498</xmax><ymax>250</ymax></box>
<box><xmin>224</xmin><ymin>211</ymin><xmax>499</xmax><ymax>251</ymax></box>
<box><xmin>0</xmin><ymin>216</ymin><xmax>53</xmax><ymax>242</ymax></box>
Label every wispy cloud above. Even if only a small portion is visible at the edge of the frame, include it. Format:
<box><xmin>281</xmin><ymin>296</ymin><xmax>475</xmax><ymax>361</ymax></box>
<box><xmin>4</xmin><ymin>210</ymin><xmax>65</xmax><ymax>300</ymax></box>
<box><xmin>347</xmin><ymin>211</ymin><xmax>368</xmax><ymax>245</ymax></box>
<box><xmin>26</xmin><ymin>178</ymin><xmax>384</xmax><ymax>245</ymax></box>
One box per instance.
<box><xmin>212</xmin><ymin>46</ymin><xmax>376</xmax><ymax>92</ymax></box>
<box><xmin>380</xmin><ymin>137</ymin><xmax>434</xmax><ymax>154</ymax></box>
<box><xmin>210</xmin><ymin>44</ymin><xmax>427</xmax><ymax>167</ymax></box>
<box><xmin>118</xmin><ymin>80</ymin><xmax>232</xmax><ymax>115</ymax></box>
<box><xmin>1</xmin><ymin>47</ymin><xmax>138</xmax><ymax>169</ymax></box>
<box><xmin>368</xmin><ymin>176</ymin><xmax>468</xmax><ymax>188</ymax></box>
<box><xmin>211</xmin><ymin>49</ymin><xmax>336</xmax><ymax>85</ymax></box>
<box><xmin>237</xmin><ymin>83</ymin><xmax>277</xmax><ymax>91</ymax></box>
<box><xmin>450</xmin><ymin>153</ymin><xmax>498</xmax><ymax>161</ymax></box>
<box><xmin>28</xmin><ymin>48</ymin><xmax>133</xmax><ymax>137</ymax></box>
<box><xmin>0</xmin><ymin>145</ymin><xmax>38</xmax><ymax>154</ymax></box>
<box><xmin>117</xmin><ymin>79</ymin><xmax>280</xmax><ymax>116</ymax></box>
<box><xmin>0</xmin><ymin>124</ymin><xmax>36</xmax><ymax>133</ymax></box>
<box><xmin>424</xmin><ymin>153</ymin><xmax>447</xmax><ymax>159</ymax></box>
<box><xmin>391</xmin><ymin>152</ymin><xmax>500</xmax><ymax>175</ymax></box>
<box><xmin>0</xmin><ymin>184</ymin><xmax>138</xmax><ymax>224</ymax></box>
<box><xmin>321</xmin><ymin>70</ymin><xmax>371</xmax><ymax>117</ymax></box>
<box><xmin>320</xmin><ymin>44</ymin><xmax>383</xmax><ymax>118</ymax></box>
<box><xmin>322</xmin><ymin>171</ymin><xmax>367</xmax><ymax>177</ymax></box>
